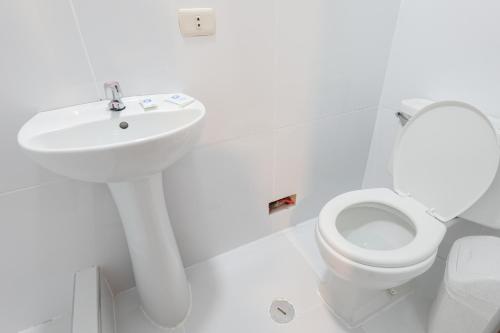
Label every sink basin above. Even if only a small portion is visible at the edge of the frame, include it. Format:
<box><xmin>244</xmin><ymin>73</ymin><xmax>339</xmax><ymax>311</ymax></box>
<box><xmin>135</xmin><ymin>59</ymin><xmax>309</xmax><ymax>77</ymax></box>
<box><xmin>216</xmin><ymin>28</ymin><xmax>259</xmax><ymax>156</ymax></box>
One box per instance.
<box><xmin>18</xmin><ymin>94</ymin><xmax>205</xmax><ymax>183</ymax></box>
<box><xmin>18</xmin><ymin>94</ymin><xmax>205</xmax><ymax>328</ymax></box>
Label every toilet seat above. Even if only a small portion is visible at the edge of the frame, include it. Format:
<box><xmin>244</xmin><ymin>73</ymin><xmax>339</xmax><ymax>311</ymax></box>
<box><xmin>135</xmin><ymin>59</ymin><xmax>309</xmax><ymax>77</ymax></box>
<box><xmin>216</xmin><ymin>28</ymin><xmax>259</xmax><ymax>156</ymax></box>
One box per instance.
<box><xmin>316</xmin><ymin>226</ymin><xmax>438</xmax><ymax>290</ymax></box>
<box><xmin>318</xmin><ymin>188</ymin><xmax>446</xmax><ymax>268</ymax></box>
<box><xmin>318</xmin><ymin>101</ymin><xmax>500</xmax><ymax>271</ymax></box>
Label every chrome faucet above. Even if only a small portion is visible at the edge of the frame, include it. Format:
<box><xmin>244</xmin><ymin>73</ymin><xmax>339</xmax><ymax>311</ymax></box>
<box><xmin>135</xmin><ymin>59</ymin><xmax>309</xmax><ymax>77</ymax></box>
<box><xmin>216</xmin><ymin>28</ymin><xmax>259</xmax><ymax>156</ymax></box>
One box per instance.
<box><xmin>104</xmin><ymin>81</ymin><xmax>126</xmax><ymax>111</ymax></box>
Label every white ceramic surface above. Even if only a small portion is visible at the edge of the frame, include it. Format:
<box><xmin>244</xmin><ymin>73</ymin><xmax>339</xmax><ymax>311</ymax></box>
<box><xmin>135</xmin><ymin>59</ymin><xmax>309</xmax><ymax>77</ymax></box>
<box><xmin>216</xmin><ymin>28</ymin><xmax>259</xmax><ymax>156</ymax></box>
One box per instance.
<box><xmin>18</xmin><ymin>94</ymin><xmax>205</xmax><ymax>183</ymax></box>
<box><xmin>18</xmin><ymin>94</ymin><xmax>205</xmax><ymax>328</ymax></box>
<box><xmin>318</xmin><ymin>188</ymin><xmax>445</xmax><ymax>270</ymax></box>
<box><xmin>0</xmin><ymin>0</ymin><xmax>98</xmax><ymax>195</ymax></box>
<box><xmin>274</xmin><ymin>0</ymin><xmax>401</xmax><ymax>128</ymax></box>
<box><xmin>273</xmin><ymin>109</ymin><xmax>376</xmax><ymax>225</ymax></box>
<box><xmin>393</xmin><ymin>102</ymin><xmax>500</xmax><ymax>222</ymax></box>
<box><xmin>109</xmin><ymin>173</ymin><xmax>190</xmax><ymax>327</ymax></box>
<box><xmin>317</xmin><ymin>101</ymin><xmax>499</xmax><ymax>326</ymax></box>
<box><xmin>386</xmin><ymin>99</ymin><xmax>500</xmax><ymax>230</ymax></box>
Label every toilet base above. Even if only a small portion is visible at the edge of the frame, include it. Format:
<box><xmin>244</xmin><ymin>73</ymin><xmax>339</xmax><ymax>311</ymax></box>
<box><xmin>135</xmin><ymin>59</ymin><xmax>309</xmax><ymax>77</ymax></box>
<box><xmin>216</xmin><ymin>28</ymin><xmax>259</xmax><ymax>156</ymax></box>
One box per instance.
<box><xmin>319</xmin><ymin>271</ymin><xmax>415</xmax><ymax>328</ymax></box>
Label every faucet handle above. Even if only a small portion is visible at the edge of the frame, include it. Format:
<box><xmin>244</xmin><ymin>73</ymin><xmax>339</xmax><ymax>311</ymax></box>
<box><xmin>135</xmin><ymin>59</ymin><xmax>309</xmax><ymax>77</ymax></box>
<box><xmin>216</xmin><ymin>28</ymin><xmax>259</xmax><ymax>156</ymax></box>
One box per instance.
<box><xmin>104</xmin><ymin>81</ymin><xmax>122</xmax><ymax>98</ymax></box>
<box><xmin>104</xmin><ymin>81</ymin><xmax>126</xmax><ymax>111</ymax></box>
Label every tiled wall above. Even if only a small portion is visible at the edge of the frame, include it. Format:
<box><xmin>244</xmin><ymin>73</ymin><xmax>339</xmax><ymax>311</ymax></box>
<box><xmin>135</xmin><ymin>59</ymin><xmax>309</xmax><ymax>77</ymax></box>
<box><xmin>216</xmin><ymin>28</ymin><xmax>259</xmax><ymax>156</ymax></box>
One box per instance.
<box><xmin>0</xmin><ymin>0</ymin><xmax>401</xmax><ymax>331</ymax></box>
<box><xmin>363</xmin><ymin>0</ymin><xmax>500</xmax><ymax>257</ymax></box>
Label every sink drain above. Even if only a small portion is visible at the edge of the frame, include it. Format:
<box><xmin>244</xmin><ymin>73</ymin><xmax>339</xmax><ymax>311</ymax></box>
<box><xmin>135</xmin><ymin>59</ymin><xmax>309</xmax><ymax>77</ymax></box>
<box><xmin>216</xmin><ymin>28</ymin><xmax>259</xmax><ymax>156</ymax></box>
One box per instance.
<box><xmin>270</xmin><ymin>299</ymin><xmax>295</xmax><ymax>324</ymax></box>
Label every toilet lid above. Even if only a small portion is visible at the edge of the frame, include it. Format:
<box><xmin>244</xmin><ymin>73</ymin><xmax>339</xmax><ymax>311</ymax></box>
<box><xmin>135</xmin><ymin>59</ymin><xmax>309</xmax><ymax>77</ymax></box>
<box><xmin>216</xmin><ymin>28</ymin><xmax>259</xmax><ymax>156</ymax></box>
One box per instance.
<box><xmin>393</xmin><ymin>101</ymin><xmax>500</xmax><ymax>222</ymax></box>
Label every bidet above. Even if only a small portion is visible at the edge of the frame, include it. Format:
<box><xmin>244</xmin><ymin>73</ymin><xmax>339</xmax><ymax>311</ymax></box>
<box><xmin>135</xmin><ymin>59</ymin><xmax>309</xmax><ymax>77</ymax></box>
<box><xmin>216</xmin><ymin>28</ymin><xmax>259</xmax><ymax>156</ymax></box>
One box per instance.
<box><xmin>18</xmin><ymin>93</ymin><xmax>206</xmax><ymax>327</ymax></box>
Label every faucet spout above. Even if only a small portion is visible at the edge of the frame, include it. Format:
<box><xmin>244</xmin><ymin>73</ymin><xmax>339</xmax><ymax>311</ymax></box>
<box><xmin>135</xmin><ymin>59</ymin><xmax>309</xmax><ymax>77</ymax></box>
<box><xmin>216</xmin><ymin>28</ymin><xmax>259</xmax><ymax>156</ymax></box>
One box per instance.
<box><xmin>104</xmin><ymin>81</ymin><xmax>126</xmax><ymax>111</ymax></box>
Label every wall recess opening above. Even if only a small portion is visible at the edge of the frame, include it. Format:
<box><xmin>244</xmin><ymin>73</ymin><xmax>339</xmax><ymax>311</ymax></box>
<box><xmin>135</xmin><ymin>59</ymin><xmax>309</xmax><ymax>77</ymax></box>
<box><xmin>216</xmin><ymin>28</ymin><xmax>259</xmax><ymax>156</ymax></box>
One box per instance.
<box><xmin>269</xmin><ymin>194</ymin><xmax>296</xmax><ymax>214</ymax></box>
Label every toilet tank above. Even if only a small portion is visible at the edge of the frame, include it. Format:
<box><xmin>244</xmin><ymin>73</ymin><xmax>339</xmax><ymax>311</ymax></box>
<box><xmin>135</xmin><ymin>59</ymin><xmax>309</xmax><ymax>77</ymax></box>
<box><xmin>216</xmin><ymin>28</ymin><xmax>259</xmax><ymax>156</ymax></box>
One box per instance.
<box><xmin>391</xmin><ymin>99</ymin><xmax>500</xmax><ymax>229</ymax></box>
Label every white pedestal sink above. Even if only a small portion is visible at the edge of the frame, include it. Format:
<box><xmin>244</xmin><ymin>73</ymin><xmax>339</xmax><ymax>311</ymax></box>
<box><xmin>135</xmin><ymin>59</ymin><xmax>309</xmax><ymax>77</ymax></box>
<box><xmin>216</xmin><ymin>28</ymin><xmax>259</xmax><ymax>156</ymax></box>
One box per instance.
<box><xmin>18</xmin><ymin>94</ymin><xmax>206</xmax><ymax>328</ymax></box>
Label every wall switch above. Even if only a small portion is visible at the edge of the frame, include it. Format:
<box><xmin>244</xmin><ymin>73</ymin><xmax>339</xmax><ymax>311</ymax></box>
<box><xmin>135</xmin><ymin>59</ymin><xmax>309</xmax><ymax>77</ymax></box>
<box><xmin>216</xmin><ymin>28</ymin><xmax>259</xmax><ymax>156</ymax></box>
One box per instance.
<box><xmin>178</xmin><ymin>8</ymin><xmax>216</xmax><ymax>37</ymax></box>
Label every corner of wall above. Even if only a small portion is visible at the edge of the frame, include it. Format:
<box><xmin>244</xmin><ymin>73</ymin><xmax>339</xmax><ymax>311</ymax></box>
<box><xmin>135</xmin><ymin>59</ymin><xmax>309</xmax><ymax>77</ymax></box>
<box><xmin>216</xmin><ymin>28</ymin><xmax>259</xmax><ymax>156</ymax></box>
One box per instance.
<box><xmin>361</xmin><ymin>0</ymin><xmax>404</xmax><ymax>189</ymax></box>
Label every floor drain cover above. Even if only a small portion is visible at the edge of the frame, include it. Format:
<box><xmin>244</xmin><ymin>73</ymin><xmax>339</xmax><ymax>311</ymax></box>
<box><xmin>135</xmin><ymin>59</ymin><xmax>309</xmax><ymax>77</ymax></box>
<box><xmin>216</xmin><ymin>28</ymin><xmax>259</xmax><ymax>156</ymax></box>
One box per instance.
<box><xmin>270</xmin><ymin>299</ymin><xmax>295</xmax><ymax>324</ymax></box>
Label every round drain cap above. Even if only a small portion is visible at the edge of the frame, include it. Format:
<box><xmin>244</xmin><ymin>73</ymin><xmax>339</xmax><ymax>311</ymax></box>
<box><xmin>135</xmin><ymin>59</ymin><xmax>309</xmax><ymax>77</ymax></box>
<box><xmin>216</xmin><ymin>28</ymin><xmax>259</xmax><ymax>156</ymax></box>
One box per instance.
<box><xmin>270</xmin><ymin>299</ymin><xmax>295</xmax><ymax>324</ymax></box>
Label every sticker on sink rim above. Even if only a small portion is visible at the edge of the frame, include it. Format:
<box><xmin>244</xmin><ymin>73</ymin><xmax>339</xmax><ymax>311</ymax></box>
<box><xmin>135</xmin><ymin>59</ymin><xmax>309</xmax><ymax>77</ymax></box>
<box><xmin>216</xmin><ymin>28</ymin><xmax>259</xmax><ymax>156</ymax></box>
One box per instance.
<box><xmin>166</xmin><ymin>94</ymin><xmax>195</xmax><ymax>107</ymax></box>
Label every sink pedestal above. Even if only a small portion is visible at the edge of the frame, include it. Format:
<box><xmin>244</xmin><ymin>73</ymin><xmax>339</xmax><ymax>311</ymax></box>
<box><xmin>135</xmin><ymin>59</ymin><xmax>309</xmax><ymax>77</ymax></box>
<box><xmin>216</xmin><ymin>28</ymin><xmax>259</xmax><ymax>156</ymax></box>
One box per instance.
<box><xmin>18</xmin><ymin>94</ymin><xmax>206</xmax><ymax>328</ymax></box>
<box><xmin>108</xmin><ymin>173</ymin><xmax>190</xmax><ymax>328</ymax></box>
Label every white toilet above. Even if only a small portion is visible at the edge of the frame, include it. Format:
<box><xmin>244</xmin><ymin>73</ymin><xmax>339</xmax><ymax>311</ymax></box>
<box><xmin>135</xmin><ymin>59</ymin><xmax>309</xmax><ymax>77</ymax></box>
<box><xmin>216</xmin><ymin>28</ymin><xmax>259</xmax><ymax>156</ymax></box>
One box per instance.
<box><xmin>316</xmin><ymin>100</ymin><xmax>500</xmax><ymax>327</ymax></box>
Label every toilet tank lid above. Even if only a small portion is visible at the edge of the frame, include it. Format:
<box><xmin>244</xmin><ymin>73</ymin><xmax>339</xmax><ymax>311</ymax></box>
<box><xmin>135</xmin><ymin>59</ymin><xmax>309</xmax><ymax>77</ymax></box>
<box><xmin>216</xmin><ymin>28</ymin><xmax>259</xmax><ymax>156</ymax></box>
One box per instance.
<box><xmin>393</xmin><ymin>101</ymin><xmax>500</xmax><ymax>222</ymax></box>
<box><xmin>446</xmin><ymin>236</ymin><xmax>500</xmax><ymax>305</ymax></box>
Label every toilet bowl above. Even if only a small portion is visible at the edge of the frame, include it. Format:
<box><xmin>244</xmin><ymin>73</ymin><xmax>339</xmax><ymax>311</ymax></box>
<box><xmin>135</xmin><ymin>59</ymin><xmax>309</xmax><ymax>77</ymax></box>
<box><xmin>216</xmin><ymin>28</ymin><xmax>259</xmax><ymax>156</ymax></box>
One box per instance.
<box><xmin>316</xmin><ymin>100</ymin><xmax>500</xmax><ymax>327</ymax></box>
<box><xmin>317</xmin><ymin>188</ymin><xmax>444</xmax><ymax>290</ymax></box>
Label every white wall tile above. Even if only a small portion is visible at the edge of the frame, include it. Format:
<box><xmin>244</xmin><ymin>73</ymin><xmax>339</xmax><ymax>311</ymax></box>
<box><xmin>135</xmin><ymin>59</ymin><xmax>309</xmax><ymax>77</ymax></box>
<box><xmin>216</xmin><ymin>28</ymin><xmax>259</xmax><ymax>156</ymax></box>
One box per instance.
<box><xmin>0</xmin><ymin>0</ymin><xmax>98</xmax><ymax>193</ymax></box>
<box><xmin>274</xmin><ymin>0</ymin><xmax>401</xmax><ymax>128</ymax></box>
<box><xmin>274</xmin><ymin>109</ymin><xmax>376</xmax><ymax>225</ymax></box>
<box><xmin>362</xmin><ymin>106</ymin><xmax>401</xmax><ymax>188</ymax></box>
<box><xmin>380</xmin><ymin>0</ymin><xmax>500</xmax><ymax>114</ymax></box>
<box><xmin>0</xmin><ymin>181</ymin><xmax>133</xmax><ymax>332</ymax></box>
<box><xmin>172</xmin><ymin>0</ymin><xmax>275</xmax><ymax>145</ymax></box>
<box><xmin>70</xmin><ymin>0</ymin><xmax>181</xmax><ymax>98</ymax></box>
<box><xmin>163</xmin><ymin>132</ymin><xmax>275</xmax><ymax>266</ymax></box>
<box><xmin>436</xmin><ymin>218</ymin><xmax>486</xmax><ymax>259</ymax></box>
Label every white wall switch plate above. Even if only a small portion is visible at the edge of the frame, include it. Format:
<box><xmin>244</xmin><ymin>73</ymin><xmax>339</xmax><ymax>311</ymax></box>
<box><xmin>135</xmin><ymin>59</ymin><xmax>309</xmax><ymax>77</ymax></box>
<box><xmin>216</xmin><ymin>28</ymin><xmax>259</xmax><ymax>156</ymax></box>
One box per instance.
<box><xmin>178</xmin><ymin>8</ymin><xmax>216</xmax><ymax>37</ymax></box>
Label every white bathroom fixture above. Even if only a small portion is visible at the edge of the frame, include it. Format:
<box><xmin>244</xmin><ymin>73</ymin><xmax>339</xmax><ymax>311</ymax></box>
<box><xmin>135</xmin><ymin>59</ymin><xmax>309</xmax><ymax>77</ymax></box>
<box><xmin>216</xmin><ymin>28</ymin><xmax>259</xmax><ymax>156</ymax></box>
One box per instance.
<box><xmin>316</xmin><ymin>100</ymin><xmax>500</xmax><ymax>327</ymax></box>
<box><xmin>429</xmin><ymin>236</ymin><xmax>500</xmax><ymax>333</ymax></box>
<box><xmin>18</xmin><ymin>94</ymin><xmax>206</xmax><ymax>328</ymax></box>
<box><xmin>18</xmin><ymin>94</ymin><xmax>204</xmax><ymax>183</ymax></box>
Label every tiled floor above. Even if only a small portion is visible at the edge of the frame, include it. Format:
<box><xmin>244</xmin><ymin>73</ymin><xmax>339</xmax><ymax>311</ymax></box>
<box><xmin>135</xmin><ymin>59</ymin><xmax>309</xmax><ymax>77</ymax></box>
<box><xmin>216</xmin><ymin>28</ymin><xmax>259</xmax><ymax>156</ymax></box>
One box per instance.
<box><xmin>21</xmin><ymin>218</ymin><xmax>445</xmax><ymax>333</ymax></box>
<box><xmin>115</xmin><ymin>218</ymin><xmax>446</xmax><ymax>333</ymax></box>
